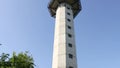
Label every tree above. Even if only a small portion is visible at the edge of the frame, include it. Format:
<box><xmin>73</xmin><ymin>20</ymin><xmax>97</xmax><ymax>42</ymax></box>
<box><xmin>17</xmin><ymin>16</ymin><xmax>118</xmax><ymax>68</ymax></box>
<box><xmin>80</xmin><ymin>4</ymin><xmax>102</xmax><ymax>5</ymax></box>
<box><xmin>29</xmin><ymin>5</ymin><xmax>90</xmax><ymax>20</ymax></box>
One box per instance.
<box><xmin>0</xmin><ymin>52</ymin><xmax>35</xmax><ymax>68</ymax></box>
<box><xmin>0</xmin><ymin>53</ymin><xmax>9</xmax><ymax>68</ymax></box>
<box><xmin>0</xmin><ymin>53</ymin><xmax>9</xmax><ymax>62</ymax></box>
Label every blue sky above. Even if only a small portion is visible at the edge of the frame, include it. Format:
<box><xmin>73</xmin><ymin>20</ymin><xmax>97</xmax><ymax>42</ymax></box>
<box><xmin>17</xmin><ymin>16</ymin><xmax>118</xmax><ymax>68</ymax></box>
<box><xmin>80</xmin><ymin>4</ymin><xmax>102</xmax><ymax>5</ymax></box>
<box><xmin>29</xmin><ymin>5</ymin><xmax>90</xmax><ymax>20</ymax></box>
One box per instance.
<box><xmin>0</xmin><ymin>0</ymin><xmax>120</xmax><ymax>68</ymax></box>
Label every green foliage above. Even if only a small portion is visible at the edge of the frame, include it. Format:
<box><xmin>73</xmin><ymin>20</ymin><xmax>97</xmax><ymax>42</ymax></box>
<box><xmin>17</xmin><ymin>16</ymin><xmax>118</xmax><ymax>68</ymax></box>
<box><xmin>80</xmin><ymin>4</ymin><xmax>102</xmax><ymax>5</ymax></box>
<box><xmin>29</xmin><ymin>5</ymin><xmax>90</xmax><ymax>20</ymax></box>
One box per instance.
<box><xmin>0</xmin><ymin>53</ymin><xmax>9</xmax><ymax>62</ymax></box>
<box><xmin>0</xmin><ymin>53</ymin><xmax>10</xmax><ymax>68</ymax></box>
<box><xmin>0</xmin><ymin>51</ymin><xmax>34</xmax><ymax>68</ymax></box>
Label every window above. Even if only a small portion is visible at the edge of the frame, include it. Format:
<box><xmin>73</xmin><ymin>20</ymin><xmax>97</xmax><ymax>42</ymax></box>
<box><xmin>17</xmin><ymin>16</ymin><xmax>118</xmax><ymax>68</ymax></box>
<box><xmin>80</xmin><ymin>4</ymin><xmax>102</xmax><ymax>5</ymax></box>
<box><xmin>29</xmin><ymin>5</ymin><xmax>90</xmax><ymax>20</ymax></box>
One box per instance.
<box><xmin>68</xmin><ymin>34</ymin><xmax>72</xmax><ymax>38</ymax></box>
<box><xmin>67</xmin><ymin>25</ymin><xmax>71</xmax><ymax>29</ymax></box>
<box><xmin>68</xmin><ymin>43</ymin><xmax>72</xmax><ymax>47</ymax></box>
<box><xmin>67</xmin><ymin>19</ymin><xmax>71</xmax><ymax>22</ymax></box>
<box><xmin>69</xmin><ymin>54</ymin><xmax>73</xmax><ymax>59</ymax></box>
<box><xmin>63</xmin><ymin>3</ymin><xmax>66</xmax><ymax>6</ymax></box>
<box><xmin>69</xmin><ymin>66</ymin><xmax>73</xmax><ymax>68</ymax></box>
<box><xmin>67</xmin><ymin>7</ymin><xmax>70</xmax><ymax>10</ymax></box>
<box><xmin>67</xmin><ymin>12</ymin><xmax>71</xmax><ymax>15</ymax></box>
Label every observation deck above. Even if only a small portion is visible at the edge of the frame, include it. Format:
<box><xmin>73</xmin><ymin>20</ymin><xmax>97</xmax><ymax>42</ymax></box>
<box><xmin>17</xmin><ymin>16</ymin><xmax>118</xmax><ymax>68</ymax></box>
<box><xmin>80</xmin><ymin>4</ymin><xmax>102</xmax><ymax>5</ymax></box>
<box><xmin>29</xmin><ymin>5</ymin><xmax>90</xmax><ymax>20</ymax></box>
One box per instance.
<box><xmin>48</xmin><ymin>0</ymin><xmax>82</xmax><ymax>18</ymax></box>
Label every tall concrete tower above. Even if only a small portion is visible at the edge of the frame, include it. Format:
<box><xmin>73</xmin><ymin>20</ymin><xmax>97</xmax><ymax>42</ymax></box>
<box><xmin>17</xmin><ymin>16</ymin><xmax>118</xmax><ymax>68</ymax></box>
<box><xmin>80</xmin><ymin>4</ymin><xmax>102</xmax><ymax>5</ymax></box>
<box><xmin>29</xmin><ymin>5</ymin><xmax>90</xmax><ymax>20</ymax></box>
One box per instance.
<box><xmin>48</xmin><ymin>0</ymin><xmax>82</xmax><ymax>68</ymax></box>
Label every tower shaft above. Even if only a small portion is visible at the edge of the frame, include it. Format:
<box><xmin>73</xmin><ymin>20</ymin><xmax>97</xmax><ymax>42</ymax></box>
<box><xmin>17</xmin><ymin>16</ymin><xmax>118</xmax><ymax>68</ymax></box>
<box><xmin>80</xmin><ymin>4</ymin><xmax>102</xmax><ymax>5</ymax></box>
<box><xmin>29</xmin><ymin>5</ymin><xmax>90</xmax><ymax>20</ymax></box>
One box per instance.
<box><xmin>52</xmin><ymin>3</ymin><xmax>77</xmax><ymax>68</ymax></box>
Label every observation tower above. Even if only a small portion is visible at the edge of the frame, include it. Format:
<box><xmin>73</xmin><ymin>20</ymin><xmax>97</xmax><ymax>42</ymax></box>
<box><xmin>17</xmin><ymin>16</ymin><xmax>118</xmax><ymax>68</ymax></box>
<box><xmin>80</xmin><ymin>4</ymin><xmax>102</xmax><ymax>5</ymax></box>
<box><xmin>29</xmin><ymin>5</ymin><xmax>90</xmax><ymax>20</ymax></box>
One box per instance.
<box><xmin>48</xmin><ymin>0</ymin><xmax>82</xmax><ymax>68</ymax></box>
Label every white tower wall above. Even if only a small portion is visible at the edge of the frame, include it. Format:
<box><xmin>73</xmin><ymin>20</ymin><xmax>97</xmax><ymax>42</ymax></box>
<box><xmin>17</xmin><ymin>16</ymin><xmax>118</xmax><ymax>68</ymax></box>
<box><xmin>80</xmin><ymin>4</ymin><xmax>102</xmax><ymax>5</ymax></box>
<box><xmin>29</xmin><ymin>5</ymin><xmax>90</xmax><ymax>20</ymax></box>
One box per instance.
<box><xmin>52</xmin><ymin>3</ymin><xmax>77</xmax><ymax>68</ymax></box>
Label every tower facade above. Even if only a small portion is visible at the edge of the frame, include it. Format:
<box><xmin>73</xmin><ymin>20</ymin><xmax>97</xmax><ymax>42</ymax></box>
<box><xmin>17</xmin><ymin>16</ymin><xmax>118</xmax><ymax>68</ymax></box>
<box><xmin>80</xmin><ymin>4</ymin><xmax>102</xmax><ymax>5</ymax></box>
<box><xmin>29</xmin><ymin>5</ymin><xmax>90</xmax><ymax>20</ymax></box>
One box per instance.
<box><xmin>48</xmin><ymin>0</ymin><xmax>82</xmax><ymax>68</ymax></box>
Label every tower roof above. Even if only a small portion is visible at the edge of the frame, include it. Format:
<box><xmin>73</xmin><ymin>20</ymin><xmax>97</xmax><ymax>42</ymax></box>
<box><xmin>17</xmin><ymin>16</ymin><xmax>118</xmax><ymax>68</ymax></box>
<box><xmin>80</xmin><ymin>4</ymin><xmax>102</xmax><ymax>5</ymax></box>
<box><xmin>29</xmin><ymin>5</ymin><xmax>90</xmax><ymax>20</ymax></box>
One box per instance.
<box><xmin>48</xmin><ymin>0</ymin><xmax>82</xmax><ymax>18</ymax></box>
